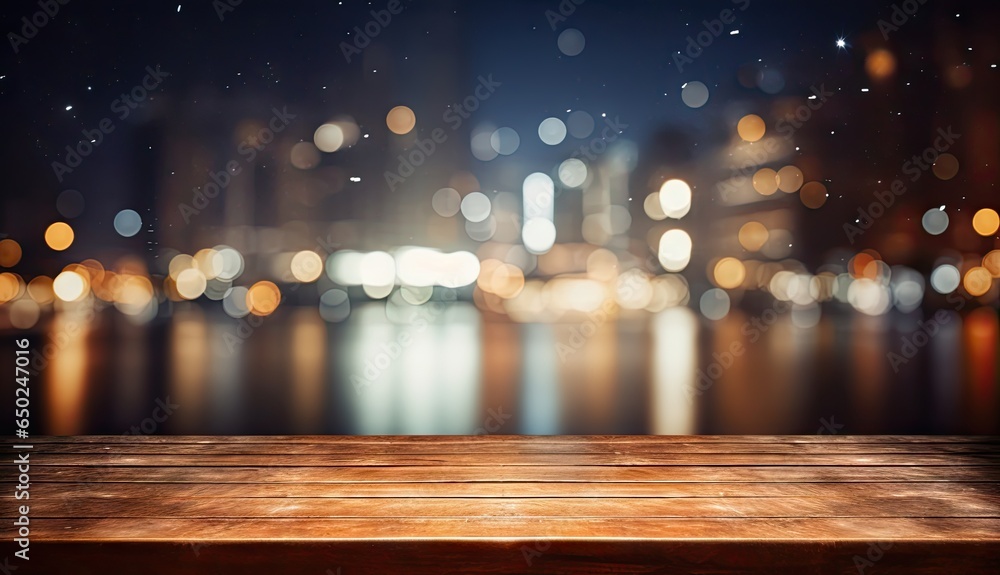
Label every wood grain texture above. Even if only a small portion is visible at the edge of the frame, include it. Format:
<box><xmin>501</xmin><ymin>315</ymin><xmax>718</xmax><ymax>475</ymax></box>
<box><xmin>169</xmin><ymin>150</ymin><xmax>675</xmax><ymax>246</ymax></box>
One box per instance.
<box><xmin>1</xmin><ymin>435</ymin><xmax>997</xmax><ymax>574</ymax></box>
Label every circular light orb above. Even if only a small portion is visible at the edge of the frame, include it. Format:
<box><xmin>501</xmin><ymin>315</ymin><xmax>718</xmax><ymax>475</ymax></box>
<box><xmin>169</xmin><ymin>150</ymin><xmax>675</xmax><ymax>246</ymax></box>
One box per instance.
<box><xmin>964</xmin><ymin>267</ymin><xmax>992</xmax><ymax>297</ymax></box>
<box><xmin>175</xmin><ymin>268</ymin><xmax>207</xmax><ymax>300</ymax></box>
<box><xmin>53</xmin><ymin>270</ymin><xmax>87</xmax><ymax>302</ymax></box>
<box><xmin>432</xmin><ymin>187</ymin><xmax>462</xmax><ymax>217</ymax></box>
<box><xmin>290</xmin><ymin>141</ymin><xmax>321</xmax><ymax>168</ymax></box>
<box><xmin>680</xmin><ymin>81</ymin><xmax>709</xmax><ymax>108</ymax></box>
<box><xmin>0</xmin><ymin>239</ymin><xmax>22</xmax><ymax>267</ymax></box>
<box><xmin>865</xmin><ymin>49</ymin><xmax>896</xmax><ymax>80</ymax></box>
<box><xmin>737</xmin><ymin>114</ymin><xmax>766</xmax><ymax>142</ymax></box>
<box><xmin>713</xmin><ymin>257</ymin><xmax>746</xmax><ymax>289</ymax></box>
<box><xmin>557</xmin><ymin>28</ymin><xmax>585</xmax><ymax>56</ymax></box>
<box><xmin>44</xmin><ymin>222</ymin><xmax>74</xmax><ymax>251</ymax></box>
<box><xmin>921</xmin><ymin>208</ymin><xmax>949</xmax><ymax>235</ymax></box>
<box><xmin>699</xmin><ymin>288</ymin><xmax>731</xmax><ymax>320</ymax></box>
<box><xmin>223</xmin><ymin>286</ymin><xmax>251</xmax><ymax>318</ymax></box>
<box><xmin>246</xmin><ymin>281</ymin><xmax>281</xmax><ymax>316</ymax></box>
<box><xmin>27</xmin><ymin>276</ymin><xmax>54</xmax><ymax>304</ymax></box>
<box><xmin>776</xmin><ymin>165</ymin><xmax>804</xmax><ymax>193</ymax></box>
<box><xmin>930</xmin><ymin>264</ymin><xmax>961</xmax><ymax>294</ymax></box>
<box><xmin>558</xmin><ymin>158</ymin><xmax>588</xmax><ymax>187</ymax></box>
<box><xmin>114</xmin><ymin>209</ymin><xmax>142</xmax><ymax>237</ymax></box>
<box><xmin>972</xmin><ymin>208</ymin><xmax>999</xmax><ymax>236</ymax></box>
<box><xmin>658</xmin><ymin>179</ymin><xmax>692</xmax><ymax>219</ymax></box>
<box><xmin>932</xmin><ymin>153</ymin><xmax>959</xmax><ymax>180</ymax></box>
<box><xmin>313</xmin><ymin>123</ymin><xmax>344</xmax><ymax>152</ymax></box>
<box><xmin>522</xmin><ymin>218</ymin><xmax>557</xmax><ymax>254</ymax></box>
<box><xmin>386</xmin><ymin>105</ymin><xmax>416</xmax><ymax>135</ymax></box>
<box><xmin>800</xmin><ymin>181</ymin><xmax>828</xmax><ymax>209</ymax></box>
<box><xmin>658</xmin><ymin>229</ymin><xmax>693</xmax><ymax>272</ymax></box>
<box><xmin>291</xmin><ymin>250</ymin><xmax>323</xmax><ymax>283</ymax></box>
<box><xmin>644</xmin><ymin>193</ymin><xmax>667</xmax><ymax>220</ymax></box>
<box><xmin>460</xmin><ymin>191</ymin><xmax>491</xmax><ymax>223</ymax></box>
<box><xmin>490</xmin><ymin>127</ymin><xmax>520</xmax><ymax>155</ymax></box>
<box><xmin>752</xmin><ymin>168</ymin><xmax>779</xmax><ymax>195</ymax></box>
<box><xmin>738</xmin><ymin>221</ymin><xmax>769</xmax><ymax>252</ymax></box>
<box><xmin>984</xmin><ymin>250</ymin><xmax>1000</xmax><ymax>278</ymax></box>
<box><xmin>538</xmin><ymin>117</ymin><xmax>567</xmax><ymax>145</ymax></box>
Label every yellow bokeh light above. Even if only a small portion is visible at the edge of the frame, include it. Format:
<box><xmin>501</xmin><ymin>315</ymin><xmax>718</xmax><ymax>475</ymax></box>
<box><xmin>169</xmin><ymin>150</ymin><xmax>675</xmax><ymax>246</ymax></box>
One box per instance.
<box><xmin>168</xmin><ymin>254</ymin><xmax>197</xmax><ymax>280</ymax></box>
<box><xmin>963</xmin><ymin>267</ymin><xmax>993</xmax><ymax>297</ymax></box>
<box><xmin>386</xmin><ymin>105</ymin><xmax>416</xmax><ymax>135</ymax></box>
<box><xmin>737</xmin><ymin>114</ymin><xmax>766</xmax><ymax>142</ymax></box>
<box><xmin>800</xmin><ymin>181</ymin><xmax>828</xmax><ymax>209</ymax></box>
<box><xmin>175</xmin><ymin>268</ymin><xmax>208</xmax><ymax>300</ymax></box>
<box><xmin>776</xmin><ymin>165</ymin><xmax>803</xmax><ymax>193</ymax></box>
<box><xmin>983</xmin><ymin>251</ymin><xmax>1000</xmax><ymax>278</ymax></box>
<box><xmin>752</xmin><ymin>168</ymin><xmax>778</xmax><ymax>195</ymax></box>
<box><xmin>0</xmin><ymin>273</ymin><xmax>22</xmax><ymax>304</ymax></box>
<box><xmin>290</xmin><ymin>250</ymin><xmax>323</xmax><ymax>283</ymax></box>
<box><xmin>27</xmin><ymin>276</ymin><xmax>54</xmax><ymax>304</ymax></box>
<box><xmin>972</xmin><ymin>208</ymin><xmax>999</xmax><ymax>236</ymax></box>
<box><xmin>53</xmin><ymin>270</ymin><xmax>87</xmax><ymax>302</ymax></box>
<box><xmin>0</xmin><ymin>239</ymin><xmax>22</xmax><ymax>267</ymax></box>
<box><xmin>865</xmin><ymin>49</ymin><xmax>896</xmax><ymax>80</ymax></box>
<box><xmin>738</xmin><ymin>221</ymin><xmax>769</xmax><ymax>252</ymax></box>
<box><xmin>193</xmin><ymin>248</ymin><xmax>224</xmax><ymax>280</ymax></box>
<box><xmin>247</xmin><ymin>281</ymin><xmax>281</xmax><ymax>316</ymax></box>
<box><xmin>45</xmin><ymin>222</ymin><xmax>74</xmax><ymax>251</ymax></box>
<box><xmin>713</xmin><ymin>257</ymin><xmax>746</xmax><ymax>289</ymax></box>
<box><xmin>490</xmin><ymin>263</ymin><xmax>525</xmax><ymax>299</ymax></box>
<box><xmin>932</xmin><ymin>153</ymin><xmax>959</xmax><ymax>180</ymax></box>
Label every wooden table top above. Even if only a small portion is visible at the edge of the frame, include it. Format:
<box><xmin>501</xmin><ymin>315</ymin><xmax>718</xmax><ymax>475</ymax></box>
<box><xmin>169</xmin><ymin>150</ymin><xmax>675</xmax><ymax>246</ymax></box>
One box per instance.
<box><xmin>3</xmin><ymin>435</ymin><xmax>999</xmax><ymax>574</ymax></box>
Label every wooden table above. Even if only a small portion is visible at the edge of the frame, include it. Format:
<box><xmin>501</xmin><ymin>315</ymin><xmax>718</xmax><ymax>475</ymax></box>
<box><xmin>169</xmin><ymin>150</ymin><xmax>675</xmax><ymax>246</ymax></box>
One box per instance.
<box><xmin>3</xmin><ymin>435</ymin><xmax>998</xmax><ymax>574</ymax></box>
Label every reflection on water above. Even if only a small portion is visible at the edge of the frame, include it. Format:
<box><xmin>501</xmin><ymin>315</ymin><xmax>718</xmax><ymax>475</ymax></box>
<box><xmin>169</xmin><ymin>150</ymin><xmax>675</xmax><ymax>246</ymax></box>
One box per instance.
<box><xmin>6</xmin><ymin>303</ymin><xmax>998</xmax><ymax>435</ymax></box>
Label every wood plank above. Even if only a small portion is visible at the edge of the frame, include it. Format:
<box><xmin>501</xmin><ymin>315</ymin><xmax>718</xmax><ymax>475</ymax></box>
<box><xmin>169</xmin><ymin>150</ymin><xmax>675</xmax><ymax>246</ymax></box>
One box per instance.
<box><xmin>18</xmin><ymin>441</ymin><xmax>1000</xmax><ymax>455</ymax></box>
<box><xmin>14</xmin><ymin>480</ymin><xmax>1000</xmax><ymax>500</ymax></box>
<box><xmin>16</xmin><ymin>465</ymin><xmax>999</xmax><ymax>483</ymax></box>
<box><xmin>26</xmin><ymin>517</ymin><xmax>1000</xmax><ymax>541</ymax></box>
<box><xmin>23</xmin><ymin>495</ymin><xmax>1000</xmax><ymax>519</ymax></box>
<box><xmin>15</xmin><ymin>452</ymin><xmax>1000</xmax><ymax>467</ymax></box>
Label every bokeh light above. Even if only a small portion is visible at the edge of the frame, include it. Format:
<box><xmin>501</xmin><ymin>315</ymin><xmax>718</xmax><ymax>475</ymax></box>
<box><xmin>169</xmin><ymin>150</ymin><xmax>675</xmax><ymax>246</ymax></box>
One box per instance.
<box><xmin>700</xmin><ymin>288</ymin><xmax>731</xmax><ymax>320</ymax></box>
<box><xmin>56</xmin><ymin>189</ymin><xmax>85</xmax><ymax>218</ymax></box>
<box><xmin>739</xmin><ymin>222</ymin><xmax>768</xmax><ymax>252</ymax></box>
<box><xmin>246</xmin><ymin>281</ymin><xmax>282</xmax><ymax>315</ymax></box>
<box><xmin>567</xmin><ymin>111</ymin><xmax>595</xmax><ymax>138</ymax></box>
<box><xmin>557</xmin><ymin>28</ymin><xmax>585</xmax><ymax>56</ymax></box>
<box><xmin>460</xmin><ymin>192</ymin><xmax>491</xmax><ymax>222</ymax></box>
<box><xmin>752</xmin><ymin>168</ymin><xmax>778</xmax><ymax>195</ymax></box>
<box><xmin>800</xmin><ymin>181</ymin><xmax>828</xmax><ymax>209</ymax></box>
<box><xmin>963</xmin><ymin>267</ymin><xmax>993</xmax><ymax>297</ymax></box>
<box><xmin>713</xmin><ymin>257</ymin><xmax>746</xmax><ymax>289</ymax></box>
<box><xmin>558</xmin><ymin>158</ymin><xmax>588</xmax><ymax>187</ymax></box>
<box><xmin>776</xmin><ymin>165</ymin><xmax>803</xmax><ymax>193</ymax></box>
<box><xmin>0</xmin><ymin>239</ymin><xmax>22</xmax><ymax>267</ymax></box>
<box><xmin>386</xmin><ymin>105</ymin><xmax>416</xmax><ymax>135</ymax></box>
<box><xmin>113</xmin><ymin>209</ymin><xmax>142</xmax><ymax>237</ymax></box>
<box><xmin>972</xmin><ymin>208</ymin><xmax>999</xmax><ymax>236</ymax></box>
<box><xmin>930</xmin><ymin>264</ymin><xmax>961</xmax><ymax>294</ymax></box>
<box><xmin>658</xmin><ymin>179</ymin><xmax>692</xmax><ymax>219</ymax></box>
<box><xmin>932</xmin><ymin>153</ymin><xmax>959</xmax><ymax>180</ymax></box>
<box><xmin>291</xmin><ymin>250</ymin><xmax>323</xmax><ymax>282</ymax></box>
<box><xmin>538</xmin><ymin>117</ymin><xmax>567</xmax><ymax>145</ymax></box>
<box><xmin>921</xmin><ymin>208</ymin><xmax>949</xmax><ymax>235</ymax></box>
<box><xmin>865</xmin><ymin>49</ymin><xmax>896</xmax><ymax>80</ymax></box>
<box><xmin>53</xmin><ymin>270</ymin><xmax>87</xmax><ymax>302</ymax></box>
<box><xmin>313</xmin><ymin>123</ymin><xmax>345</xmax><ymax>152</ymax></box>
<box><xmin>680</xmin><ymin>81</ymin><xmax>709</xmax><ymax>108</ymax></box>
<box><xmin>658</xmin><ymin>229</ymin><xmax>692</xmax><ymax>272</ymax></box>
<box><xmin>522</xmin><ymin>218</ymin><xmax>557</xmax><ymax>254</ymax></box>
<box><xmin>176</xmin><ymin>268</ymin><xmax>207</xmax><ymax>300</ymax></box>
<box><xmin>432</xmin><ymin>187</ymin><xmax>461</xmax><ymax>217</ymax></box>
<box><xmin>44</xmin><ymin>222</ymin><xmax>74</xmax><ymax>251</ymax></box>
<box><xmin>737</xmin><ymin>114</ymin><xmax>765</xmax><ymax>142</ymax></box>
